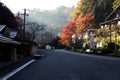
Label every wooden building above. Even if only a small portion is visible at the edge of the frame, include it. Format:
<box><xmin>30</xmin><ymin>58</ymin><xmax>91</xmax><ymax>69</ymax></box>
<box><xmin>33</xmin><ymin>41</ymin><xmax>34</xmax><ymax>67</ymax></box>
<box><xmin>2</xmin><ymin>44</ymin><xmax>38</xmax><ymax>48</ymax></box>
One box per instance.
<box><xmin>99</xmin><ymin>6</ymin><xmax>120</xmax><ymax>51</ymax></box>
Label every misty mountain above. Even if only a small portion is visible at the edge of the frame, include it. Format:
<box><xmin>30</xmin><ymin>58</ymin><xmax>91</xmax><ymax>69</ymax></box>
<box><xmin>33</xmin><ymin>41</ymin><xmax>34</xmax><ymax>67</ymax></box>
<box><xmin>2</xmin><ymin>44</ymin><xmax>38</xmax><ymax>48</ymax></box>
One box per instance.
<box><xmin>27</xmin><ymin>6</ymin><xmax>74</xmax><ymax>36</ymax></box>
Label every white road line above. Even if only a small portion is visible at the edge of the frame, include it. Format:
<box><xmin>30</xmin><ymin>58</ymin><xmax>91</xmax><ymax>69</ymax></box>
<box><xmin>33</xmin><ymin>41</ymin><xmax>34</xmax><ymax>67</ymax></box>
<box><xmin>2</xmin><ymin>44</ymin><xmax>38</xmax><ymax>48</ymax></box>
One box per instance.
<box><xmin>0</xmin><ymin>59</ymin><xmax>35</xmax><ymax>80</ymax></box>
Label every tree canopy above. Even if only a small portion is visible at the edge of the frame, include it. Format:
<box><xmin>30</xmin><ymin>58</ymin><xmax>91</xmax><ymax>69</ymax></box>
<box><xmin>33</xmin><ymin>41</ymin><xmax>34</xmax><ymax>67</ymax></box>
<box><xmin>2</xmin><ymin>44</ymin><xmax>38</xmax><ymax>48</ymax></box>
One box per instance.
<box><xmin>60</xmin><ymin>18</ymin><xmax>77</xmax><ymax>45</ymax></box>
<box><xmin>60</xmin><ymin>0</ymin><xmax>116</xmax><ymax>45</ymax></box>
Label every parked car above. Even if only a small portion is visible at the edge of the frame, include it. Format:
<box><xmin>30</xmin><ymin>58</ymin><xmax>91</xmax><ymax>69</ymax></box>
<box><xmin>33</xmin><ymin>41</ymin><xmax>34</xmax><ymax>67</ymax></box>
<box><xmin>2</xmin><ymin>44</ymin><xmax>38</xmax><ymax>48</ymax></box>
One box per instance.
<box><xmin>45</xmin><ymin>45</ymin><xmax>51</xmax><ymax>49</ymax></box>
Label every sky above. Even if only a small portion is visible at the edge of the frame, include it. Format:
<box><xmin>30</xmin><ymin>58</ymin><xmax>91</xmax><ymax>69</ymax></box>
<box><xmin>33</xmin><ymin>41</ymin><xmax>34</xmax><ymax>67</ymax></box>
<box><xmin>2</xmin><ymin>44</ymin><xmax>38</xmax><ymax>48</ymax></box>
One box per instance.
<box><xmin>1</xmin><ymin>0</ymin><xmax>79</xmax><ymax>13</ymax></box>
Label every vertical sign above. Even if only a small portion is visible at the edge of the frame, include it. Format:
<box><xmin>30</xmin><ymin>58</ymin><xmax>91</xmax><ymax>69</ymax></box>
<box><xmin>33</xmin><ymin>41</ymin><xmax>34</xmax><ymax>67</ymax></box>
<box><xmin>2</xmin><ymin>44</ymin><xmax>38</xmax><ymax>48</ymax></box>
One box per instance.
<box><xmin>90</xmin><ymin>36</ymin><xmax>94</xmax><ymax>49</ymax></box>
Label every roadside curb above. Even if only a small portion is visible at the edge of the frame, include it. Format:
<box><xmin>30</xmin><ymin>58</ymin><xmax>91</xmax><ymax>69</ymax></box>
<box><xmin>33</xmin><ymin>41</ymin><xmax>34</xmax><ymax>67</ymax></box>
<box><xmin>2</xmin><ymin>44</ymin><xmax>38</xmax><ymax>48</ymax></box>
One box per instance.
<box><xmin>0</xmin><ymin>56</ymin><xmax>33</xmax><ymax>78</ymax></box>
<box><xmin>0</xmin><ymin>59</ymin><xmax>35</xmax><ymax>80</ymax></box>
<box><xmin>0</xmin><ymin>56</ymin><xmax>33</xmax><ymax>70</ymax></box>
<box><xmin>55</xmin><ymin>49</ymin><xmax>120</xmax><ymax>61</ymax></box>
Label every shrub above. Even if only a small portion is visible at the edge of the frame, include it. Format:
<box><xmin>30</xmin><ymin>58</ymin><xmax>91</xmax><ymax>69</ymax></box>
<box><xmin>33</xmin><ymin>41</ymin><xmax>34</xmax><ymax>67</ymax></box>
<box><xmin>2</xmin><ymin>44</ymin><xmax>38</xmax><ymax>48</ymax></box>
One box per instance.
<box><xmin>108</xmin><ymin>42</ymin><xmax>119</xmax><ymax>51</ymax></box>
<box><xmin>94</xmin><ymin>48</ymin><xmax>113</xmax><ymax>55</ymax></box>
<box><xmin>66</xmin><ymin>46</ymin><xmax>72</xmax><ymax>50</ymax></box>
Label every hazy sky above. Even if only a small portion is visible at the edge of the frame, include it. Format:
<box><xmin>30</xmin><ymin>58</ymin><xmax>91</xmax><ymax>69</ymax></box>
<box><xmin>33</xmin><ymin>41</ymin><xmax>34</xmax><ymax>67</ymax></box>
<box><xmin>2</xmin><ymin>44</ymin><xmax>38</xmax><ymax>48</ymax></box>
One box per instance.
<box><xmin>1</xmin><ymin>0</ymin><xmax>79</xmax><ymax>13</ymax></box>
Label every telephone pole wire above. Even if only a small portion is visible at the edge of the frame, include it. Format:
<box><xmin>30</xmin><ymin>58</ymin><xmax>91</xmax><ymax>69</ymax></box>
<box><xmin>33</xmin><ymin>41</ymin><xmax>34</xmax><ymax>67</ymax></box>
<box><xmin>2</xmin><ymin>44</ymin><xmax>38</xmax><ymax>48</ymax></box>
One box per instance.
<box><xmin>23</xmin><ymin>9</ymin><xmax>29</xmax><ymax>39</ymax></box>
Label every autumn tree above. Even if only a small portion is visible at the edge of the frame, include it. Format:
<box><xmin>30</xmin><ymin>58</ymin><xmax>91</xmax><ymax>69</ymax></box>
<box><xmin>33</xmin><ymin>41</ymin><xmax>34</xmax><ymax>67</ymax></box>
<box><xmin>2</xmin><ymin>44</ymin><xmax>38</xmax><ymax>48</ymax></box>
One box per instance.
<box><xmin>76</xmin><ymin>13</ymin><xmax>94</xmax><ymax>34</ymax></box>
<box><xmin>60</xmin><ymin>0</ymin><xmax>115</xmax><ymax>46</ymax></box>
<box><xmin>72</xmin><ymin>0</ymin><xmax>95</xmax><ymax>18</ymax></box>
<box><xmin>60</xmin><ymin>0</ymin><xmax>95</xmax><ymax>45</ymax></box>
<box><xmin>60</xmin><ymin>18</ymin><xmax>77</xmax><ymax>45</ymax></box>
<box><xmin>71</xmin><ymin>0</ymin><xmax>95</xmax><ymax>35</ymax></box>
<box><xmin>72</xmin><ymin>0</ymin><xmax>114</xmax><ymax>27</ymax></box>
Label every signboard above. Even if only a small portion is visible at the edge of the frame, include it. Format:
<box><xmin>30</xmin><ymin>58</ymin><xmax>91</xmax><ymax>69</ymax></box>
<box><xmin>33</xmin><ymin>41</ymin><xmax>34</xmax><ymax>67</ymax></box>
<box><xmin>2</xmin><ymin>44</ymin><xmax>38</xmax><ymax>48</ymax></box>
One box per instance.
<box><xmin>97</xmin><ymin>42</ymin><xmax>102</xmax><ymax>48</ymax></box>
<box><xmin>90</xmin><ymin>36</ymin><xmax>94</xmax><ymax>49</ymax></box>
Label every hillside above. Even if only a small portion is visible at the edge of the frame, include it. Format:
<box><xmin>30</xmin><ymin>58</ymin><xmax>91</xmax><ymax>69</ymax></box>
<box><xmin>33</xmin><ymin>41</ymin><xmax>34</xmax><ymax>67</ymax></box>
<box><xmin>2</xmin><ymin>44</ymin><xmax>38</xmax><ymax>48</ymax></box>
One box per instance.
<box><xmin>27</xmin><ymin>6</ymin><xmax>74</xmax><ymax>36</ymax></box>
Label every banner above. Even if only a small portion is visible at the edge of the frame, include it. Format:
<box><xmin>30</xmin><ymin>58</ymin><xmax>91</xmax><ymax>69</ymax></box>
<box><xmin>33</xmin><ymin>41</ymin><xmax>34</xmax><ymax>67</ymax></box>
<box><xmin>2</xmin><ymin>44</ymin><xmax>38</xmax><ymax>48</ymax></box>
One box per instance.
<box><xmin>90</xmin><ymin>36</ymin><xmax>94</xmax><ymax>49</ymax></box>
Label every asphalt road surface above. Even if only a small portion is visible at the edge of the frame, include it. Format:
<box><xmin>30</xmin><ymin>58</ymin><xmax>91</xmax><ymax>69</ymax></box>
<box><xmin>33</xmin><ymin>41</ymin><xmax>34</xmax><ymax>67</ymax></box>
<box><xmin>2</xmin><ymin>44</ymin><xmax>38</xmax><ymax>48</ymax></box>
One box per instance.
<box><xmin>7</xmin><ymin>49</ymin><xmax>120</xmax><ymax>80</ymax></box>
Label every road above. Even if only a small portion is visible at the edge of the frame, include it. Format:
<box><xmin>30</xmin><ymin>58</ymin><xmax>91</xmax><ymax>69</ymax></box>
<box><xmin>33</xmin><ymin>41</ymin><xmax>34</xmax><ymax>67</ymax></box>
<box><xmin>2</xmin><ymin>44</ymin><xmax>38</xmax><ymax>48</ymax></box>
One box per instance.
<box><xmin>7</xmin><ymin>49</ymin><xmax>120</xmax><ymax>80</ymax></box>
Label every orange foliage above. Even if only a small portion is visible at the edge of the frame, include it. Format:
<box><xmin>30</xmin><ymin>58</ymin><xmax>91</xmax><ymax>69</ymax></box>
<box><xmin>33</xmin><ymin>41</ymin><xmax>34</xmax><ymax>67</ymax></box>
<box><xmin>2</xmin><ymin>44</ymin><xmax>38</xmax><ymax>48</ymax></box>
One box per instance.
<box><xmin>60</xmin><ymin>18</ymin><xmax>77</xmax><ymax>45</ymax></box>
<box><xmin>60</xmin><ymin>13</ymin><xmax>94</xmax><ymax>45</ymax></box>
<box><xmin>76</xmin><ymin>13</ymin><xmax>94</xmax><ymax>34</ymax></box>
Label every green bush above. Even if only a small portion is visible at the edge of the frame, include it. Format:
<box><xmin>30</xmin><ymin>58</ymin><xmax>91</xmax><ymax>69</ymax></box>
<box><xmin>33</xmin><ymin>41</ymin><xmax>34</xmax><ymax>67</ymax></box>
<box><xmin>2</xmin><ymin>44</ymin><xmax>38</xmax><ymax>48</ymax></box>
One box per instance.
<box><xmin>94</xmin><ymin>48</ymin><xmax>113</xmax><ymax>55</ymax></box>
<box><xmin>66</xmin><ymin>46</ymin><xmax>72</xmax><ymax>50</ymax></box>
<box><xmin>108</xmin><ymin>42</ymin><xmax>119</xmax><ymax>51</ymax></box>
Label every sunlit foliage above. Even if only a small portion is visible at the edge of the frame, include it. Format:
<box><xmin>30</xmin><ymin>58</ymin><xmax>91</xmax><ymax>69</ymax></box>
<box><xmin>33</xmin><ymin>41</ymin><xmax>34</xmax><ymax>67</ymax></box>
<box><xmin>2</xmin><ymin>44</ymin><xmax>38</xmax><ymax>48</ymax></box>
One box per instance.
<box><xmin>112</xmin><ymin>0</ymin><xmax>120</xmax><ymax>10</ymax></box>
<box><xmin>72</xmin><ymin>0</ymin><xmax>95</xmax><ymax>18</ymax></box>
<box><xmin>60</xmin><ymin>18</ymin><xmax>77</xmax><ymax>45</ymax></box>
<box><xmin>60</xmin><ymin>0</ymin><xmax>115</xmax><ymax>46</ymax></box>
<box><xmin>76</xmin><ymin>13</ymin><xmax>94</xmax><ymax>34</ymax></box>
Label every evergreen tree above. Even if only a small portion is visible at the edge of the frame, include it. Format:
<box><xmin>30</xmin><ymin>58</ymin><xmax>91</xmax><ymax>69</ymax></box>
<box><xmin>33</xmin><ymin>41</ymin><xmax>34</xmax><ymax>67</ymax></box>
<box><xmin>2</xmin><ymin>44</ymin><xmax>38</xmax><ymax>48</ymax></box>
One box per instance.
<box><xmin>94</xmin><ymin>0</ymin><xmax>114</xmax><ymax>26</ymax></box>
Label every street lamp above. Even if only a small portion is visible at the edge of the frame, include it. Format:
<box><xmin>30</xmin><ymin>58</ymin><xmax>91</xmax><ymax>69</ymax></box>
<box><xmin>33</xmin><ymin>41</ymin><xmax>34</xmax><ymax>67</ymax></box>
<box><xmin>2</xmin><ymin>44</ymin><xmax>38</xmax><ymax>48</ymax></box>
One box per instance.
<box><xmin>23</xmin><ymin>9</ymin><xmax>29</xmax><ymax>39</ymax></box>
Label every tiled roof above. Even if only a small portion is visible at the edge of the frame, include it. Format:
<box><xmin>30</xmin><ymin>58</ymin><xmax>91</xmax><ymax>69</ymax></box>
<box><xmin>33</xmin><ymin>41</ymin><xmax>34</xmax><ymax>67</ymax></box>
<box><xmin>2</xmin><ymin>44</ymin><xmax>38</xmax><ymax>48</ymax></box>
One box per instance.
<box><xmin>0</xmin><ymin>34</ymin><xmax>21</xmax><ymax>45</ymax></box>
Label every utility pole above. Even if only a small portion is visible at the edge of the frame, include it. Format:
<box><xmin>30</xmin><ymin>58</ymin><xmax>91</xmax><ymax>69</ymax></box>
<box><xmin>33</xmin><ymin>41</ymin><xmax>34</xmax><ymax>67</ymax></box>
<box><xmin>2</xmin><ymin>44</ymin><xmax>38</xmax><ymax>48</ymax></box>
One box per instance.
<box><xmin>23</xmin><ymin>9</ymin><xmax>26</xmax><ymax>39</ymax></box>
<box><xmin>41</xmin><ymin>25</ymin><xmax>44</xmax><ymax>48</ymax></box>
<box><xmin>17</xmin><ymin>9</ymin><xmax>29</xmax><ymax>39</ymax></box>
<box><xmin>17</xmin><ymin>11</ymin><xmax>20</xmax><ymax>17</ymax></box>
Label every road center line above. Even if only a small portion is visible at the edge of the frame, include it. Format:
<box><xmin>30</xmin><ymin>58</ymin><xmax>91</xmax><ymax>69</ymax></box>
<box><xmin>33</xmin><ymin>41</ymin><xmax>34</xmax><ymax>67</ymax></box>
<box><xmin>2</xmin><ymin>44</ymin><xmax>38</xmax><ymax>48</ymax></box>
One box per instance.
<box><xmin>0</xmin><ymin>59</ymin><xmax>35</xmax><ymax>80</ymax></box>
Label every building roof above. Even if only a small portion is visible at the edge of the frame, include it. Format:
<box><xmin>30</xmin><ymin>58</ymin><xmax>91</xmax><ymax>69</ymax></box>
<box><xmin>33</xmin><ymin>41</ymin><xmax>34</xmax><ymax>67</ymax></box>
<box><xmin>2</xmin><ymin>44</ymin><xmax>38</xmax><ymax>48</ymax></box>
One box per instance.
<box><xmin>100</xmin><ymin>17</ymin><xmax>120</xmax><ymax>25</ymax></box>
<box><xmin>105</xmin><ymin>5</ymin><xmax>120</xmax><ymax>21</ymax></box>
<box><xmin>100</xmin><ymin>5</ymin><xmax>120</xmax><ymax>25</ymax></box>
<box><xmin>0</xmin><ymin>34</ymin><xmax>21</xmax><ymax>45</ymax></box>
